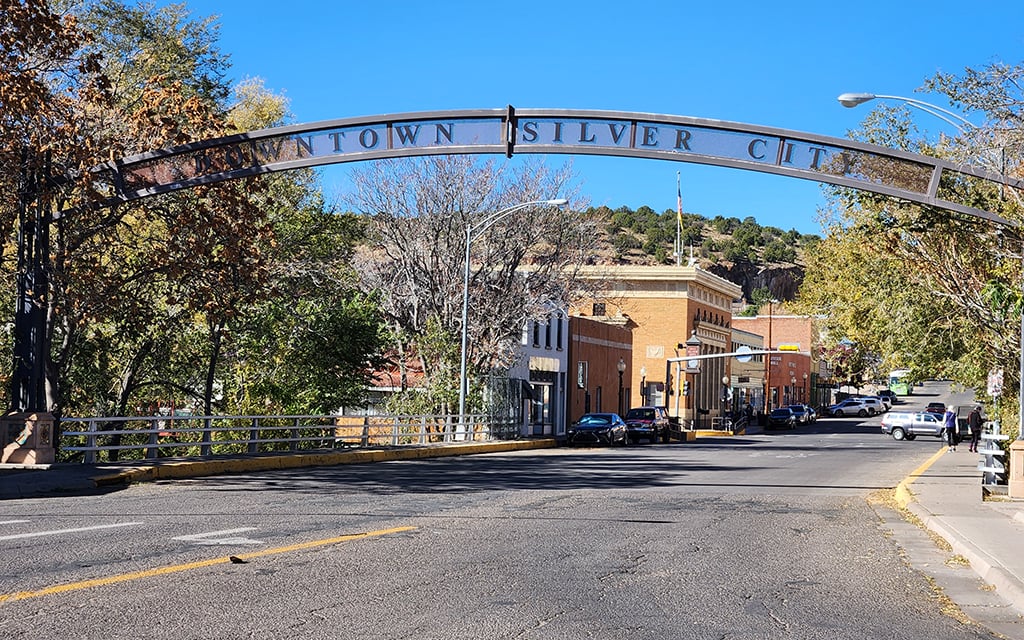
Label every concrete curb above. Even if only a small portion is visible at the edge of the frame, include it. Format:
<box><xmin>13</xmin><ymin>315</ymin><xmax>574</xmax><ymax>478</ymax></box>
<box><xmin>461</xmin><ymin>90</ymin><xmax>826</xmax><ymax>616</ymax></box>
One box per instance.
<box><xmin>91</xmin><ymin>439</ymin><xmax>559</xmax><ymax>488</ymax></box>
<box><xmin>894</xmin><ymin>447</ymin><xmax>1024</xmax><ymax>616</ymax></box>
<box><xmin>904</xmin><ymin>499</ymin><xmax>1024</xmax><ymax>615</ymax></box>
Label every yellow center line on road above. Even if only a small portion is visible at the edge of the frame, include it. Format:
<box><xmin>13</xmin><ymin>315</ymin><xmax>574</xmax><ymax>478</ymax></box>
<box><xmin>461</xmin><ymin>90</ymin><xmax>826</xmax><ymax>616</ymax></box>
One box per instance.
<box><xmin>0</xmin><ymin>525</ymin><xmax>416</xmax><ymax>604</ymax></box>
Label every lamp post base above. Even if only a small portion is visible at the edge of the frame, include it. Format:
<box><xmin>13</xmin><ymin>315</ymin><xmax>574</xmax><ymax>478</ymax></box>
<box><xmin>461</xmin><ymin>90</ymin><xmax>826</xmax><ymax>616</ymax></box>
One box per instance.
<box><xmin>1009</xmin><ymin>439</ymin><xmax>1024</xmax><ymax>499</ymax></box>
<box><xmin>1</xmin><ymin>412</ymin><xmax>55</xmax><ymax>465</ymax></box>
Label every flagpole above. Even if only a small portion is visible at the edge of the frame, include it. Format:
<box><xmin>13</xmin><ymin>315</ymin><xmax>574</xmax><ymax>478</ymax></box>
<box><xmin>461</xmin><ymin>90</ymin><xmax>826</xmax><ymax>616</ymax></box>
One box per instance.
<box><xmin>676</xmin><ymin>171</ymin><xmax>683</xmax><ymax>267</ymax></box>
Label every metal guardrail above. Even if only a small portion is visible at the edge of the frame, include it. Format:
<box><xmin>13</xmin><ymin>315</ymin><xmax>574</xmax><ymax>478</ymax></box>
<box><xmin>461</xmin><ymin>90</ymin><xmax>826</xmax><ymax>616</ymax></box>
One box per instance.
<box><xmin>58</xmin><ymin>414</ymin><xmax>520</xmax><ymax>464</ymax></box>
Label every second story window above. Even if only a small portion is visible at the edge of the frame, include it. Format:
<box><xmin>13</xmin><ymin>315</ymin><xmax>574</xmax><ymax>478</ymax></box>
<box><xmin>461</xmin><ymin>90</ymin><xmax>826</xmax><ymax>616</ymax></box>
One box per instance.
<box><xmin>556</xmin><ymin>314</ymin><xmax>564</xmax><ymax>350</ymax></box>
<box><xmin>545</xmin><ymin>316</ymin><xmax>552</xmax><ymax>349</ymax></box>
<box><xmin>532</xmin><ymin>321</ymin><xmax>540</xmax><ymax>347</ymax></box>
<box><xmin>593</xmin><ymin>303</ymin><xmax>606</xmax><ymax>316</ymax></box>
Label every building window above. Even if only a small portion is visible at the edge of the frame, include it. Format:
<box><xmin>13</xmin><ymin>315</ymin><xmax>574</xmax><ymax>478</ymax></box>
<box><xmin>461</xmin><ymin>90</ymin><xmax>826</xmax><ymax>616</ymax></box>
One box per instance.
<box><xmin>545</xmin><ymin>315</ymin><xmax>552</xmax><ymax>349</ymax></box>
<box><xmin>593</xmin><ymin>302</ymin><xmax>606</xmax><ymax>316</ymax></box>
<box><xmin>556</xmin><ymin>314</ymin><xmax>564</xmax><ymax>350</ymax></box>
<box><xmin>532</xmin><ymin>321</ymin><xmax>540</xmax><ymax>347</ymax></box>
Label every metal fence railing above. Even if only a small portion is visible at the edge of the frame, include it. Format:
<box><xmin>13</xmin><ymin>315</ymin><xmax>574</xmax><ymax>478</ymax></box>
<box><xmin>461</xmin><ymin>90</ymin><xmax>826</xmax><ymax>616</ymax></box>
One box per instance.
<box><xmin>58</xmin><ymin>414</ymin><xmax>521</xmax><ymax>464</ymax></box>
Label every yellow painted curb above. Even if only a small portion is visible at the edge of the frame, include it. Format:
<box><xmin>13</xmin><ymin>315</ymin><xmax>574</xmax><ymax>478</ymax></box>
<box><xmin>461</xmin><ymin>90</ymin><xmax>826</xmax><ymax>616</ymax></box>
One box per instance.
<box><xmin>91</xmin><ymin>439</ymin><xmax>559</xmax><ymax>487</ymax></box>
<box><xmin>894</xmin><ymin>447</ymin><xmax>947</xmax><ymax>509</ymax></box>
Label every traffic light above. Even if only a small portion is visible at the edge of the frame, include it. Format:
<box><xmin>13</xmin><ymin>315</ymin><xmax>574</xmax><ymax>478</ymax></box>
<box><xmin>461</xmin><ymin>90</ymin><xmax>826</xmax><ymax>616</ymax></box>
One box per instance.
<box><xmin>683</xmin><ymin>380</ymin><xmax>690</xmax><ymax>396</ymax></box>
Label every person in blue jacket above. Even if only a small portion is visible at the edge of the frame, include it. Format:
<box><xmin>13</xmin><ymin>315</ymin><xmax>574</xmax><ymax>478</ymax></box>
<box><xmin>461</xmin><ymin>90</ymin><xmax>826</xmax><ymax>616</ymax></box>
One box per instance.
<box><xmin>943</xmin><ymin>406</ymin><xmax>958</xmax><ymax>452</ymax></box>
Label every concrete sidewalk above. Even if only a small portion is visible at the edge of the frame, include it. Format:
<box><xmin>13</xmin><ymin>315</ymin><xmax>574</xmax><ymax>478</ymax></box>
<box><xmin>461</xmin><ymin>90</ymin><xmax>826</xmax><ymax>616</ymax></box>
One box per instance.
<box><xmin>896</xmin><ymin>444</ymin><xmax>1024</xmax><ymax>637</ymax></box>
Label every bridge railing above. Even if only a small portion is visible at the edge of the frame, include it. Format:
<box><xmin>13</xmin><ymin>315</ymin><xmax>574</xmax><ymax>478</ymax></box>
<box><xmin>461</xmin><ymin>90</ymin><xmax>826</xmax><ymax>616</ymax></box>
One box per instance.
<box><xmin>58</xmin><ymin>414</ymin><xmax>520</xmax><ymax>464</ymax></box>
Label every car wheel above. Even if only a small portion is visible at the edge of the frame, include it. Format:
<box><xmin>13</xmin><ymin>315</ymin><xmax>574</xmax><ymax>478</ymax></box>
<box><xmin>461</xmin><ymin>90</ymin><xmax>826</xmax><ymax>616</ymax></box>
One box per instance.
<box><xmin>858</xmin><ymin>409</ymin><xmax>868</xmax><ymax>417</ymax></box>
<box><xmin>834</xmin><ymin>410</ymin><xmax>844</xmax><ymax>417</ymax></box>
<box><xmin>892</xmin><ymin>427</ymin><xmax>906</xmax><ymax>441</ymax></box>
<box><xmin>905</xmin><ymin>434</ymin><xmax>917</xmax><ymax>441</ymax></box>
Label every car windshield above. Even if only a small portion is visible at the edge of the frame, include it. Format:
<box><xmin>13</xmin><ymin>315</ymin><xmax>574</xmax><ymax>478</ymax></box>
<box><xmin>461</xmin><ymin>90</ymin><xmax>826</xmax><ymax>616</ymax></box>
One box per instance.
<box><xmin>577</xmin><ymin>415</ymin><xmax>612</xmax><ymax>426</ymax></box>
<box><xmin>770</xmin><ymin>409</ymin><xmax>791</xmax><ymax>416</ymax></box>
<box><xmin>625</xmin><ymin>409</ymin><xmax>654</xmax><ymax>420</ymax></box>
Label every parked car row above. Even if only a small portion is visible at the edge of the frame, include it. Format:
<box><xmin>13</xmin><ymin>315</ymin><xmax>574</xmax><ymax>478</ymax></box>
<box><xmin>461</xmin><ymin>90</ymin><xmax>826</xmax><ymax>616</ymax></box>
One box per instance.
<box><xmin>824</xmin><ymin>394</ymin><xmax>892</xmax><ymax>417</ymax></box>
<box><xmin>568</xmin><ymin>406</ymin><xmax>673</xmax><ymax>446</ymax></box>
<box><xmin>766</xmin><ymin>404</ymin><xmax>817</xmax><ymax>429</ymax></box>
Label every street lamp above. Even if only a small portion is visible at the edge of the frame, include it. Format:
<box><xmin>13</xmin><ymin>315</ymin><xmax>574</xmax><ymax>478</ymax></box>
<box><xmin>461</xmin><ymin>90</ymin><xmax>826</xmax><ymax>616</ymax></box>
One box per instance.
<box><xmin>840</xmin><ymin>92</ymin><xmax>1023</xmax><ymax>440</ymax></box>
<box><xmin>457</xmin><ymin>198</ymin><xmax>569</xmax><ymax>432</ymax></box>
<box><xmin>639</xmin><ymin>366</ymin><xmax>647</xmax><ymax>405</ymax></box>
<box><xmin>803</xmin><ymin>372</ymin><xmax>809</xmax><ymax>403</ymax></box>
<box><xmin>765</xmin><ymin>298</ymin><xmax>778</xmax><ymax>412</ymax></box>
<box><xmin>617</xmin><ymin>357</ymin><xmax>627</xmax><ymax>415</ymax></box>
<box><xmin>837</xmin><ymin>92</ymin><xmax>975</xmax><ymax>133</ymax></box>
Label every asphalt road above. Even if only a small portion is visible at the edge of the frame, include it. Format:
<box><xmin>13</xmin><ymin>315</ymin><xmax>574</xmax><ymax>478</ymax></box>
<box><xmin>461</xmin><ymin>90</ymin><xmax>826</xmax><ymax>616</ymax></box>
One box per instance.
<box><xmin>0</xmin><ymin>386</ymin><xmax>1006</xmax><ymax>639</ymax></box>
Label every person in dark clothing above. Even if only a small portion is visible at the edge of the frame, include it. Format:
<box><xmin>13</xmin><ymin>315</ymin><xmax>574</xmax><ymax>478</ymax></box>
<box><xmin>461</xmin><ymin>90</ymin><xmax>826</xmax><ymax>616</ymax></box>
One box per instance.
<box><xmin>967</xmin><ymin>405</ymin><xmax>984</xmax><ymax>453</ymax></box>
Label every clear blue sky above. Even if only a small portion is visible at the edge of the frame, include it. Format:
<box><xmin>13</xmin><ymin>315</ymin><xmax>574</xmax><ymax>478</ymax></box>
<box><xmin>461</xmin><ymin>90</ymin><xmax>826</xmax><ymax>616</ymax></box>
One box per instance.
<box><xmin>169</xmin><ymin>0</ymin><xmax>1022</xmax><ymax>235</ymax></box>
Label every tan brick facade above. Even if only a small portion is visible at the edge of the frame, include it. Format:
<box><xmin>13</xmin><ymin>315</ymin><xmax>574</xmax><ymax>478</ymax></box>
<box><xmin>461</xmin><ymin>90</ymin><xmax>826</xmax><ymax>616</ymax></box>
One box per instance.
<box><xmin>572</xmin><ymin>265</ymin><xmax>743</xmax><ymax>425</ymax></box>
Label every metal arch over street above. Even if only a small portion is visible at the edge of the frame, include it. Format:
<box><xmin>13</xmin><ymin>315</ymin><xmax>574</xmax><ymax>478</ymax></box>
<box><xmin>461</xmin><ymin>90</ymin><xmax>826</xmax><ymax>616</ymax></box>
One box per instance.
<box><xmin>98</xmin><ymin>106</ymin><xmax>1023</xmax><ymax>225</ymax></box>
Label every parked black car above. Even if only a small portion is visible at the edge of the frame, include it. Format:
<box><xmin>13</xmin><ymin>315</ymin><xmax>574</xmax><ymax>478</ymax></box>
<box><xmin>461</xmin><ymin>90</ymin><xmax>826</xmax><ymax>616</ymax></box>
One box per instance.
<box><xmin>787</xmin><ymin>404</ymin><xmax>816</xmax><ymax>424</ymax></box>
<box><xmin>567</xmin><ymin>413</ymin><xmax>628</xmax><ymax>446</ymax></box>
<box><xmin>767</xmin><ymin>407</ymin><xmax>797</xmax><ymax>429</ymax></box>
<box><xmin>623</xmin><ymin>406</ymin><xmax>670</xmax><ymax>443</ymax></box>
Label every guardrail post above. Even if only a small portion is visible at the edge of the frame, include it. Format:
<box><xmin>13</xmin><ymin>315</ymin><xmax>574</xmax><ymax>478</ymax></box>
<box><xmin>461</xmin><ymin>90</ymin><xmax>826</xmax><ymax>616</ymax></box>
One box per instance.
<box><xmin>291</xmin><ymin>417</ymin><xmax>300</xmax><ymax>451</ymax></box>
<box><xmin>391</xmin><ymin>417</ymin><xmax>399</xmax><ymax>446</ymax></box>
<box><xmin>249</xmin><ymin>417</ymin><xmax>259</xmax><ymax>454</ymax></box>
<box><xmin>84</xmin><ymin>419</ymin><xmax>97</xmax><ymax>464</ymax></box>
<box><xmin>146</xmin><ymin>418</ymin><xmax>160</xmax><ymax>459</ymax></box>
<box><xmin>201</xmin><ymin>417</ymin><xmax>212</xmax><ymax>456</ymax></box>
<box><xmin>361</xmin><ymin>416</ymin><xmax>369</xmax><ymax>448</ymax></box>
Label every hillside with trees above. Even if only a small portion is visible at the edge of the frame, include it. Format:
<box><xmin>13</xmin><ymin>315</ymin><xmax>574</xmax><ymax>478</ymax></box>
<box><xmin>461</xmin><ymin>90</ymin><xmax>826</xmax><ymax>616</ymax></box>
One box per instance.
<box><xmin>589</xmin><ymin>204</ymin><xmax>820</xmax><ymax>307</ymax></box>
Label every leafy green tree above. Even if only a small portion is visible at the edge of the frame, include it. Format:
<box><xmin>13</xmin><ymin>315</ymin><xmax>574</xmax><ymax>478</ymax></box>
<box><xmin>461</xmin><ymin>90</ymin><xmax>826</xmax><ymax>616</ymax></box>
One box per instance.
<box><xmin>797</xmin><ymin>65</ymin><xmax>1024</xmax><ymax>437</ymax></box>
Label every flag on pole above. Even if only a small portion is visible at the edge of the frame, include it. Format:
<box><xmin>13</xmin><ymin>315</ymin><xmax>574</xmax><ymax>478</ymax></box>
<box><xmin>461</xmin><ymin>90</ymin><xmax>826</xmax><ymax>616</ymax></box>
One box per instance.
<box><xmin>676</xmin><ymin>171</ymin><xmax>682</xmax><ymax>226</ymax></box>
<box><xmin>675</xmin><ymin>171</ymin><xmax>683</xmax><ymax>266</ymax></box>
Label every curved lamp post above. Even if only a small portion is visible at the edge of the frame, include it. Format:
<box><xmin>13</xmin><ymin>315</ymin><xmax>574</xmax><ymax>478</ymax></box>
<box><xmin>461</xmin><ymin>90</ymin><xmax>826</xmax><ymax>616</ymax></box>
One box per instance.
<box><xmin>458</xmin><ymin>198</ymin><xmax>569</xmax><ymax>433</ymax></box>
<box><xmin>617</xmin><ymin>357</ymin><xmax>627</xmax><ymax>415</ymax></box>
<box><xmin>840</xmin><ymin>92</ymin><xmax>1023</xmax><ymax>440</ymax></box>
<box><xmin>837</xmin><ymin>92</ymin><xmax>975</xmax><ymax>133</ymax></box>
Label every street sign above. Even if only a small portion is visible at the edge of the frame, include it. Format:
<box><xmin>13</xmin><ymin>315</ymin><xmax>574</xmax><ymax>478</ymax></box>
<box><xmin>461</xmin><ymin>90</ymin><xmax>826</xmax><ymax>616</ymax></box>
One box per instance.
<box><xmin>734</xmin><ymin>345</ymin><xmax>752</xmax><ymax>363</ymax></box>
<box><xmin>685</xmin><ymin>341</ymin><xmax>700</xmax><ymax>373</ymax></box>
<box><xmin>987</xmin><ymin>368</ymin><xmax>1004</xmax><ymax>397</ymax></box>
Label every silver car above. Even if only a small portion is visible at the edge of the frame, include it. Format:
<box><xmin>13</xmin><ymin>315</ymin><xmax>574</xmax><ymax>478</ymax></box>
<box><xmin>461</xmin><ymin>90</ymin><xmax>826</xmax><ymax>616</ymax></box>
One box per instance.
<box><xmin>880</xmin><ymin>411</ymin><xmax>946</xmax><ymax>441</ymax></box>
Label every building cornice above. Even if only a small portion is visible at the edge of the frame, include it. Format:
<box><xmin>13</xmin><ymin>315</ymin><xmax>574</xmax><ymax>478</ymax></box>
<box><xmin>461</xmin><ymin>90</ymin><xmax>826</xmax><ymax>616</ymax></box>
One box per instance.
<box><xmin>577</xmin><ymin>264</ymin><xmax>743</xmax><ymax>300</ymax></box>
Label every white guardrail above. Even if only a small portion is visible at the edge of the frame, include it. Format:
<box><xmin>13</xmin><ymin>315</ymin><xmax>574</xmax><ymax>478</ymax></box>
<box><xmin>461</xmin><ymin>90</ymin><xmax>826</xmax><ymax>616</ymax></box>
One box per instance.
<box><xmin>978</xmin><ymin>420</ymin><xmax>1009</xmax><ymax>486</ymax></box>
<box><xmin>58</xmin><ymin>414</ymin><xmax>520</xmax><ymax>464</ymax></box>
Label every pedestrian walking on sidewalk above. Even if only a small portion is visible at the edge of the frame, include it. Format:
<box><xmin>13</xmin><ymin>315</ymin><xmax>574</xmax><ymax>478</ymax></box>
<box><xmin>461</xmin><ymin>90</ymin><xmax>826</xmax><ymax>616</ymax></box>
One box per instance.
<box><xmin>943</xmin><ymin>406</ymin><xmax>958</xmax><ymax>451</ymax></box>
<box><xmin>967</xmin><ymin>405</ymin><xmax>983</xmax><ymax>452</ymax></box>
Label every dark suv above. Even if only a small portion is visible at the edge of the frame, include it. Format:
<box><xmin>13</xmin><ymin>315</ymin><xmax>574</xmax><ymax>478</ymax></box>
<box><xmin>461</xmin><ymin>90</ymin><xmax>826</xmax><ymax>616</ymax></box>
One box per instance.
<box><xmin>624</xmin><ymin>406</ymin><xmax>670</xmax><ymax>443</ymax></box>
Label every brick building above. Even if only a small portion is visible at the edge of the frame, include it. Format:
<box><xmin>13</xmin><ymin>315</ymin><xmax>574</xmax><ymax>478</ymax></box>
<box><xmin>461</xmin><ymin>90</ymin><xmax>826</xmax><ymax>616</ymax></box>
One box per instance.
<box><xmin>566</xmin><ymin>316</ymin><xmax>633</xmax><ymax>425</ymax></box>
<box><xmin>732</xmin><ymin>313</ymin><xmax>822</xmax><ymax>410</ymax></box>
<box><xmin>571</xmin><ymin>264</ymin><xmax>743</xmax><ymax>426</ymax></box>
